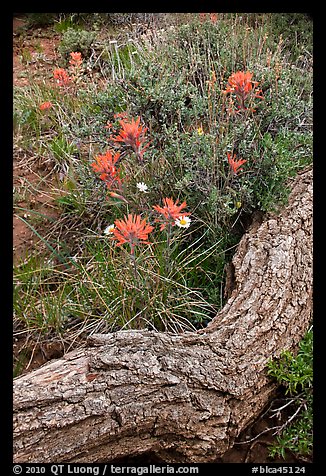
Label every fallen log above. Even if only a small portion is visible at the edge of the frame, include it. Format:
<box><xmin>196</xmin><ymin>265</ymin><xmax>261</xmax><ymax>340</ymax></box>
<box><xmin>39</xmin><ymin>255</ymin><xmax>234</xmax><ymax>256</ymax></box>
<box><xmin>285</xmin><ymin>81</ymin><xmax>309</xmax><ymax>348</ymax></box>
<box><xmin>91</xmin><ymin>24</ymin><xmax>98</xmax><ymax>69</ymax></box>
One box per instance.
<box><xmin>13</xmin><ymin>168</ymin><xmax>313</xmax><ymax>463</ymax></box>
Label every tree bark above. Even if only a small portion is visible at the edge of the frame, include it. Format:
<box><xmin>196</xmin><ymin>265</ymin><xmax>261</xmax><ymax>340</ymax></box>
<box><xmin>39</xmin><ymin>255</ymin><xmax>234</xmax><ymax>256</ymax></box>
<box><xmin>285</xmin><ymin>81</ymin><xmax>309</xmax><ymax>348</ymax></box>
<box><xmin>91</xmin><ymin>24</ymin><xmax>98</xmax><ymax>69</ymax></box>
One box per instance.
<box><xmin>13</xmin><ymin>168</ymin><xmax>313</xmax><ymax>463</ymax></box>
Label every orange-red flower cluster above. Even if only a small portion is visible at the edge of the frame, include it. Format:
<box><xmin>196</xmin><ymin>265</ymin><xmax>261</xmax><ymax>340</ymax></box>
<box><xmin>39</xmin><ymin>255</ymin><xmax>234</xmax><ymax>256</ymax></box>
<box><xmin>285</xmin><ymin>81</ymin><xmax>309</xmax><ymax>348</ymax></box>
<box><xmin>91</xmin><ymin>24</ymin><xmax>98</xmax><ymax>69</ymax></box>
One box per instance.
<box><xmin>210</xmin><ymin>13</ymin><xmax>218</xmax><ymax>23</ymax></box>
<box><xmin>227</xmin><ymin>152</ymin><xmax>247</xmax><ymax>175</ymax></box>
<box><xmin>69</xmin><ymin>51</ymin><xmax>83</xmax><ymax>68</ymax></box>
<box><xmin>199</xmin><ymin>13</ymin><xmax>218</xmax><ymax>23</ymax></box>
<box><xmin>53</xmin><ymin>52</ymin><xmax>83</xmax><ymax>88</ymax></box>
<box><xmin>53</xmin><ymin>68</ymin><xmax>71</xmax><ymax>86</ymax></box>
<box><xmin>91</xmin><ymin>150</ymin><xmax>122</xmax><ymax>189</ymax></box>
<box><xmin>39</xmin><ymin>101</ymin><xmax>52</xmax><ymax>111</ymax></box>
<box><xmin>109</xmin><ymin>199</ymin><xmax>191</xmax><ymax>254</ymax></box>
<box><xmin>111</xmin><ymin>214</ymin><xmax>154</xmax><ymax>255</ymax></box>
<box><xmin>223</xmin><ymin>71</ymin><xmax>263</xmax><ymax>112</ymax></box>
<box><xmin>92</xmin><ymin>114</ymin><xmax>151</xmax><ymax>202</ymax></box>
<box><xmin>153</xmin><ymin>197</ymin><xmax>190</xmax><ymax>231</ymax></box>
<box><xmin>111</xmin><ymin>116</ymin><xmax>150</xmax><ymax>162</ymax></box>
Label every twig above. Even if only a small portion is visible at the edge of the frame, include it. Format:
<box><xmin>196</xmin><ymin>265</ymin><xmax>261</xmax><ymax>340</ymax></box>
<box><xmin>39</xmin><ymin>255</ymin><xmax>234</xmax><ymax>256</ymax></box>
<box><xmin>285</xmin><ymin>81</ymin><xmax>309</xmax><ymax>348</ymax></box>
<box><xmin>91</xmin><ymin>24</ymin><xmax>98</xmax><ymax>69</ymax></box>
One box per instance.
<box><xmin>269</xmin><ymin>396</ymin><xmax>301</xmax><ymax>417</ymax></box>
<box><xmin>273</xmin><ymin>403</ymin><xmax>304</xmax><ymax>436</ymax></box>
<box><xmin>235</xmin><ymin>425</ymin><xmax>282</xmax><ymax>445</ymax></box>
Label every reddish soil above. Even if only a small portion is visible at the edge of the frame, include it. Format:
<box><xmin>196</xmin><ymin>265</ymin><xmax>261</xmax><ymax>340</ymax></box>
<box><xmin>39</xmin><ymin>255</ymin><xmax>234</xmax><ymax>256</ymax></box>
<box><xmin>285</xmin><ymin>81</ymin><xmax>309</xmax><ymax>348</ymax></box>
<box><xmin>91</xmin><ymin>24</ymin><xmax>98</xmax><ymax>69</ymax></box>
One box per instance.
<box><xmin>13</xmin><ymin>150</ymin><xmax>61</xmax><ymax>264</ymax></box>
<box><xmin>13</xmin><ymin>16</ymin><xmax>60</xmax><ymax>87</ymax></box>
<box><xmin>12</xmin><ymin>16</ymin><xmax>311</xmax><ymax>465</ymax></box>
<box><xmin>13</xmin><ymin>16</ymin><xmax>61</xmax><ymax>264</ymax></box>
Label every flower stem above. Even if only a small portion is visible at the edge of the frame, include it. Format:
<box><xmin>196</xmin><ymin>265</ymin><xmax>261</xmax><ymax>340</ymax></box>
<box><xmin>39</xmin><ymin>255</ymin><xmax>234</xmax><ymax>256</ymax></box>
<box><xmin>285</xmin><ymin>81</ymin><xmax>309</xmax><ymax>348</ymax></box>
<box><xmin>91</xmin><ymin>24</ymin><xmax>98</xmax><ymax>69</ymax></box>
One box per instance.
<box><xmin>165</xmin><ymin>223</ymin><xmax>172</xmax><ymax>275</ymax></box>
<box><xmin>129</xmin><ymin>246</ymin><xmax>144</xmax><ymax>329</ymax></box>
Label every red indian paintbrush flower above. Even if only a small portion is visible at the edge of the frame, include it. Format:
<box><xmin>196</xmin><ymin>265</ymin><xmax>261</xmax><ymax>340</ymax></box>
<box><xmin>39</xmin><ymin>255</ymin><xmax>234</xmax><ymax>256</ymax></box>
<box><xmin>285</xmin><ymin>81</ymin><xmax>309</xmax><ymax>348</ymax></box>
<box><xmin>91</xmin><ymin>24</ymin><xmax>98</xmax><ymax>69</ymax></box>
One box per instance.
<box><xmin>223</xmin><ymin>71</ymin><xmax>263</xmax><ymax>111</ymax></box>
<box><xmin>227</xmin><ymin>152</ymin><xmax>247</xmax><ymax>175</ymax></box>
<box><xmin>112</xmin><ymin>214</ymin><xmax>154</xmax><ymax>255</ymax></box>
<box><xmin>91</xmin><ymin>150</ymin><xmax>122</xmax><ymax>188</ymax></box>
<box><xmin>108</xmin><ymin>191</ymin><xmax>129</xmax><ymax>203</ymax></box>
<box><xmin>53</xmin><ymin>68</ymin><xmax>71</xmax><ymax>86</ymax></box>
<box><xmin>199</xmin><ymin>13</ymin><xmax>218</xmax><ymax>23</ymax></box>
<box><xmin>112</xmin><ymin>116</ymin><xmax>150</xmax><ymax>161</ymax></box>
<box><xmin>39</xmin><ymin>101</ymin><xmax>52</xmax><ymax>111</ymax></box>
<box><xmin>210</xmin><ymin>13</ymin><xmax>218</xmax><ymax>23</ymax></box>
<box><xmin>69</xmin><ymin>51</ymin><xmax>83</xmax><ymax>68</ymax></box>
<box><xmin>153</xmin><ymin>197</ymin><xmax>190</xmax><ymax>231</ymax></box>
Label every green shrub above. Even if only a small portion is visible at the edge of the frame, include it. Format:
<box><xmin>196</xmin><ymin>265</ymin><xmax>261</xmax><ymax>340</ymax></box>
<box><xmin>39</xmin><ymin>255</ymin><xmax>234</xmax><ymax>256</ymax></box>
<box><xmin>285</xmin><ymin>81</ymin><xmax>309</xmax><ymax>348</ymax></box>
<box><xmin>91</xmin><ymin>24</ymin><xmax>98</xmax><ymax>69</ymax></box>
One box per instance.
<box><xmin>13</xmin><ymin>13</ymin><xmax>313</xmax><ymax>351</ymax></box>
<box><xmin>58</xmin><ymin>28</ymin><xmax>97</xmax><ymax>61</ymax></box>
<box><xmin>24</xmin><ymin>13</ymin><xmax>58</xmax><ymax>28</ymax></box>
<box><xmin>267</xmin><ymin>329</ymin><xmax>313</xmax><ymax>460</ymax></box>
<box><xmin>47</xmin><ymin>12</ymin><xmax>312</xmax><ymax>315</ymax></box>
<box><xmin>264</xmin><ymin>13</ymin><xmax>313</xmax><ymax>63</ymax></box>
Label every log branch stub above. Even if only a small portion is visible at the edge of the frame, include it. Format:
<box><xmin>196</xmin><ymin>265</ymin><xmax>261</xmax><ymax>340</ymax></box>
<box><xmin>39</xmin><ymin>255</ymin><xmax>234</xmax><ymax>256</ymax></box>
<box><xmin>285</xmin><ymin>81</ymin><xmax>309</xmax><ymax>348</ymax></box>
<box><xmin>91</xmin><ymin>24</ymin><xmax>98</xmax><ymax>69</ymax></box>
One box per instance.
<box><xmin>13</xmin><ymin>168</ymin><xmax>313</xmax><ymax>463</ymax></box>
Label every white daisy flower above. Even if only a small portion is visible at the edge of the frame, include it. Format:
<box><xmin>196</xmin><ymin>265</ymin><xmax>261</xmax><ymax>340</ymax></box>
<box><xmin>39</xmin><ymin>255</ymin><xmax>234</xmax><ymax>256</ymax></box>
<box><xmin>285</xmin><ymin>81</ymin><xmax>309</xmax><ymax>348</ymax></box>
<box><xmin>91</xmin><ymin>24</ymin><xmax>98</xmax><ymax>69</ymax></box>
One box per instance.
<box><xmin>136</xmin><ymin>182</ymin><xmax>149</xmax><ymax>193</ymax></box>
<box><xmin>104</xmin><ymin>224</ymin><xmax>115</xmax><ymax>235</ymax></box>
<box><xmin>175</xmin><ymin>215</ymin><xmax>191</xmax><ymax>228</ymax></box>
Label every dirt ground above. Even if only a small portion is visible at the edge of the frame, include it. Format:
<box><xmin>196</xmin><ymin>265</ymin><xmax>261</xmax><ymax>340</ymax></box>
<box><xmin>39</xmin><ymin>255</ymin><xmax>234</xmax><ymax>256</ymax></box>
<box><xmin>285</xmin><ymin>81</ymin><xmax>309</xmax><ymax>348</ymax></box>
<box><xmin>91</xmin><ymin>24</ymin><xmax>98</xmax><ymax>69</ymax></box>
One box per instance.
<box><xmin>12</xmin><ymin>15</ymin><xmax>311</xmax><ymax>465</ymax></box>
<box><xmin>13</xmin><ymin>16</ymin><xmax>62</xmax><ymax>264</ymax></box>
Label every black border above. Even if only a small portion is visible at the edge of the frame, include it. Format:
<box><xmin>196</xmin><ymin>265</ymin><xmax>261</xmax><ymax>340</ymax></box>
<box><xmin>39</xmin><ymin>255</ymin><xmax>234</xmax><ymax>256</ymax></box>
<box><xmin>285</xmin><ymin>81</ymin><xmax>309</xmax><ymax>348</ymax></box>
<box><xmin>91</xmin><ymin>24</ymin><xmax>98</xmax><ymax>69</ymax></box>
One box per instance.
<box><xmin>7</xmin><ymin>6</ymin><xmax>318</xmax><ymax>473</ymax></box>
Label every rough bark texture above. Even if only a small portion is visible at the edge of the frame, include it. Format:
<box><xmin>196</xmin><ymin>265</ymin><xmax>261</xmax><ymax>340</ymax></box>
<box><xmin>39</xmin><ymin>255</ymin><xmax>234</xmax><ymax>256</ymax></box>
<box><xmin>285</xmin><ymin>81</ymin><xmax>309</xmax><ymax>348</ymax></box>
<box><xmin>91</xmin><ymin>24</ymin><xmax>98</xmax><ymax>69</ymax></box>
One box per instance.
<box><xmin>13</xmin><ymin>168</ymin><xmax>313</xmax><ymax>463</ymax></box>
